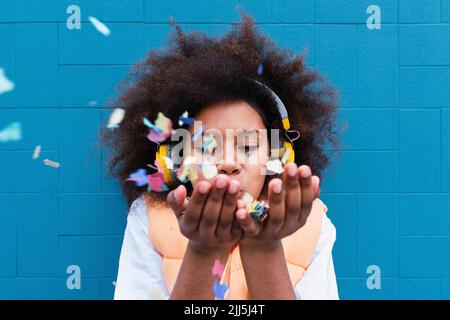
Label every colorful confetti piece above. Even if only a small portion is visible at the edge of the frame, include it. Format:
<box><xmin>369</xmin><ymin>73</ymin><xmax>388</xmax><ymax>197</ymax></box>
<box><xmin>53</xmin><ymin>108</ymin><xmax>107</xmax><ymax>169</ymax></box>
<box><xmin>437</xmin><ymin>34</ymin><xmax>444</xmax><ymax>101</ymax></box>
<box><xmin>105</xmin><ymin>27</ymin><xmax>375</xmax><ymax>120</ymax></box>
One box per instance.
<box><xmin>144</xmin><ymin>113</ymin><xmax>173</xmax><ymax>143</ymax></box>
<box><xmin>192</xmin><ymin>124</ymin><xmax>204</xmax><ymax>142</ymax></box>
<box><xmin>32</xmin><ymin>145</ymin><xmax>41</xmax><ymax>159</ymax></box>
<box><xmin>212</xmin><ymin>259</ymin><xmax>224</xmax><ymax>278</ymax></box>
<box><xmin>213</xmin><ymin>280</ymin><xmax>228</xmax><ymax>300</ymax></box>
<box><xmin>43</xmin><ymin>159</ymin><xmax>60</xmax><ymax>168</ymax></box>
<box><xmin>147</xmin><ymin>171</ymin><xmax>168</xmax><ymax>192</ymax></box>
<box><xmin>265</xmin><ymin>158</ymin><xmax>284</xmax><ymax>175</ymax></box>
<box><xmin>178</xmin><ymin>111</ymin><xmax>194</xmax><ymax>126</ymax></box>
<box><xmin>0</xmin><ymin>68</ymin><xmax>14</xmax><ymax>94</ymax></box>
<box><xmin>241</xmin><ymin>192</ymin><xmax>269</xmax><ymax>222</ymax></box>
<box><xmin>0</xmin><ymin>122</ymin><xmax>22</xmax><ymax>143</ymax></box>
<box><xmin>127</xmin><ymin>168</ymin><xmax>148</xmax><ymax>187</ymax></box>
<box><xmin>281</xmin><ymin>148</ymin><xmax>291</xmax><ymax>164</ymax></box>
<box><xmin>107</xmin><ymin>108</ymin><xmax>125</xmax><ymax>129</ymax></box>
<box><xmin>203</xmin><ymin>134</ymin><xmax>217</xmax><ymax>154</ymax></box>
<box><xmin>88</xmin><ymin>16</ymin><xmax>111</xmax><ymax>36</ymax></box>
<box><xmin>257</xmin><ymin>63</ymin><xmax>264</xmax><ymax>76</ymax></box>
<box><xmin>177</xmin><ymin>155</ymin><xmax>198</xmax><ymax>182</ymax></box>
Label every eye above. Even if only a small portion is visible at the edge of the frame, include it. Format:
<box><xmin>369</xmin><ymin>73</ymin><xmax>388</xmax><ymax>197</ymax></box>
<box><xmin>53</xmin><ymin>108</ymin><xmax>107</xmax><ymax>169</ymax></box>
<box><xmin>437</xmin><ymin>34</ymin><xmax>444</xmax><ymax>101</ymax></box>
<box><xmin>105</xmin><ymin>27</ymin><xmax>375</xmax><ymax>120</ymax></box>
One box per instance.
<box><xmin>239</xmin><ymin>145</ymin><xmax>258</xmax><ymax>157</ymax></box>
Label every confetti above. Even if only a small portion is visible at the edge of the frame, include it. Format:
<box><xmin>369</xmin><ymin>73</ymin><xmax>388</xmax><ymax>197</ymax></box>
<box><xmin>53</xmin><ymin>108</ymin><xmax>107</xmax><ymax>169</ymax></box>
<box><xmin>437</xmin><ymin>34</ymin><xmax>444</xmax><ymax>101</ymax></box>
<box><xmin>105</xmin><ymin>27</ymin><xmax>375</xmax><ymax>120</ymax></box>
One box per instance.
<box><xmin>88</xmin><ymin>16</ymin><xmax>111</xmax><ymax>36</ymax></box>
<box><xmin>127</xmin><ymin>168</ymin><xmax>148</xmax><ymax>187</ymax></box>
<box><xmin>241</xmin><ymin>192</ymin><xmax>269</xmax><ymax>222</ymax></box>
<box><xmin>0</xmin><ymin>122</ymin><xmax>21</xmax><ymax>143</ymax></box>
<box><xmin>147</xmin><ymin>171</ymin><xmax>168</xmax><ymax>192</ymax></box>
<box><xmin>212</xmin><ymin>259</ymin><xmax>224</xmax><ymax>278</ymax></box>
<box><xmin>0</xmin><ymin>68</ymin><xmax>14</xmax><ymax>94</ymax></box>
<box><xmin>265</xmin><ymin>159</ymin><xmax>284</xmax><ymax>175</ymax></box>
<box><xmin>213</xmin><ymin>280</ymin><xmax>228</xmax><ymax>300</ymax></box>
<box><xmin>107</xmin><ymin>108</ymin><xmax>125</xmax><ymax>129</ymax></box>
<box><xmin>203</xmin><ymin>134</ymin><xmax>217</xmax><ymax>154</ymax></box>
<box><xmin>281</xmin><ymin>148</ymin><xmax>291</xmax><ymax>164</ymax></box>
<box><xmin>43</xmin><ymin>159</ymin><xmax>60</xmax><ymax>168</ymax></box>
<box><xmin>144</xmin><ymin>113</ymin><xmax>173</xmax><ymax>143</ymax></box>
<box><xmin>178</xmin><ymin>111</ymin><xmax>194</xmax><ymax>126</ymax></box>
<box><xmin>32</xmin><ymin>145</ymin><xmax>41</xmax><ymax>159</ymax></box>
<box><xmin>257</xmin><ymin>63</ymin><xmax>264</xmax><ymax>76</ymax></box>
<box><xmin>155</xmin><ymin>112</ymin><xmax>172</xmax><ymax>134</ymax></box>
<box><xmin>162</xmin><ymin>156</ymin><xmax>174</xmax><ymax>170</ymax></box>
<box><xmin>192</xmin><ymin>124</ymin><xmax>204</xmax><ymax>142</ymax></box>
<box><xmin>200</xmin><ymin>160</ymin><xmax>217</xmax><ymax>180</ymax></box>
<box><xmin>177</xmin><ymin>155</ymin><xmax>198</xmax><ymax>183</ymax></box>
<box><xmin>127</xmin><ymin>168</ymin><xmax>168</xmax><ymax>192</ymax></box>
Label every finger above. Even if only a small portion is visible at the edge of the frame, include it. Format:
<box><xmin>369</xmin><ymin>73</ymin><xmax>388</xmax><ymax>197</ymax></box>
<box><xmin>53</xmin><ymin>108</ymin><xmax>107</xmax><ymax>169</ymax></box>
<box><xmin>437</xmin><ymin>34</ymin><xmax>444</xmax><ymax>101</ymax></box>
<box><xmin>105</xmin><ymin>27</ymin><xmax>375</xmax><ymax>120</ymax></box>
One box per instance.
<box><xmin>265</xmin><ymin>178</ymin><xmax>285</xmax><ymax>234</ymax></box>
<box><xmin>167</xmin><ymin>185</ymin><xmax>188</xmax><ymax>219</ymax></box>
<box><xmin>236</xmin><ymin>199</ymin><xmax>247</xmax><ymax>210</ymax></box>
<box><xmin>282</xmin><ymin>163</ymin><xmax>301</xmax><ymax>230</ymax></box>
<box><xmin>235</xmin><ymin>207</ymin><xmax>260</xmax><ymax>236</ymax></box>
<box><xmin>183</xmin><ymin>181</ymin><xmax>211</xmax><ymax>232</ymax></box>
<box><xmin>231</xmin><ymin>216</ymin><xmax>243</xmax><ymax>238</ymax></box>
<box><xmin>216</xmin><ymin>180</ymin><xmax>240</xmax><ymax>236</ymax></box>
<box><xmin>311</xmin><ymin>175</ymin><xmax>321</xmax><ymax>198</ymax></box>
<box><xmin>199</xmin><ymin>174</ymin><xmax>229</xmax><ymax>237</ymax></box>
<box><xmin>298</xmin><ymin>165</ymin><xmax>314</xmax><ymax>226</ymax></box>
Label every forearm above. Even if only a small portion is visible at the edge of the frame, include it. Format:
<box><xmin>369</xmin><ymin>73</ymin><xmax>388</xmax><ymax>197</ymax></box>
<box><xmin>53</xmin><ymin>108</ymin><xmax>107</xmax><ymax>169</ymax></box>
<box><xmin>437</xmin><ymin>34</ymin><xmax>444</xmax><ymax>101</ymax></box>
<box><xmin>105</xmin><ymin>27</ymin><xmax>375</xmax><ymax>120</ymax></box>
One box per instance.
<box><xmin>239</xmin><ymin>241</ymin><xmax>296</xmax><ymax>300</ymax></box>
<box><xmin>170</xmin><ymin>242</ymin><xmax>228</xmax><ymax>300</ymax></box>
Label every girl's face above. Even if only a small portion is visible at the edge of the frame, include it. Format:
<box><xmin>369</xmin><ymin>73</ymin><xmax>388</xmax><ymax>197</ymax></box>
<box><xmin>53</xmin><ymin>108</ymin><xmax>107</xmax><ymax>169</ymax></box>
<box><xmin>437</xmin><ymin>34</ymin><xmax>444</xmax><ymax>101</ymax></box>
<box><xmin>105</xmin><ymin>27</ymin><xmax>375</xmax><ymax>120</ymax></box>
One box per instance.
<box><xmin>188</xmin><ymin>100</ymin><xmax>269</xmax><ymax>200</ymax></box>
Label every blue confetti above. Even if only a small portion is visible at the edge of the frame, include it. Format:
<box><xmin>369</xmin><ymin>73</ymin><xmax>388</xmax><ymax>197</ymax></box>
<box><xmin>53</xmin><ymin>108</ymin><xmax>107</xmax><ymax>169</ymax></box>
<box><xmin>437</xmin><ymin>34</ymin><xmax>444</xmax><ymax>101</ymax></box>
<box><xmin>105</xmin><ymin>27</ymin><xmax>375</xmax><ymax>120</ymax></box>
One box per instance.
<box><xmin>213</xmin><ymin>280</ymin><xmax>228</xmax><ymax>300</ymax></box>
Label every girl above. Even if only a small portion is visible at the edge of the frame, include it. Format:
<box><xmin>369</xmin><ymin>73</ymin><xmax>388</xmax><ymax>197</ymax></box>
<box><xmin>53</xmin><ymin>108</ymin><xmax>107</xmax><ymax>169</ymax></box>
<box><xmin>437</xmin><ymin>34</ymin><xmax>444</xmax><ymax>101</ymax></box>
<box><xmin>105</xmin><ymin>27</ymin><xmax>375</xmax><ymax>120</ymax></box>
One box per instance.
<box><xmin>104</xmin><ymin>12</ymin><xmax>341</xmax><ymax>300</ymax></box>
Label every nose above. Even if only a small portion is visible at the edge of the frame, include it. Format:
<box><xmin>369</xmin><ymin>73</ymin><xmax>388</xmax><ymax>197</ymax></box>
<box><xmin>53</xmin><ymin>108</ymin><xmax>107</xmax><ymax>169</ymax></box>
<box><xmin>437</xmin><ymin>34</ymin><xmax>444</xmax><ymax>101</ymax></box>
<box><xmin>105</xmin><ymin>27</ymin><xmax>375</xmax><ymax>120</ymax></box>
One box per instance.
<box><xmin>217</xmin><ymin>162</ymin><xmax>242</xmax><ymax>175</ymax></box>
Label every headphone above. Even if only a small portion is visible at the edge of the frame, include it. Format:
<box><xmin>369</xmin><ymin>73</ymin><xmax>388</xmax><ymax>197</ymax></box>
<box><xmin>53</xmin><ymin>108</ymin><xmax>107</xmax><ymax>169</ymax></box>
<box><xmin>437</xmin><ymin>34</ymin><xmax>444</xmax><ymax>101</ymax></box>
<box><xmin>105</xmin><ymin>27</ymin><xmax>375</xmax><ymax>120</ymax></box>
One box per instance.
<box><xmin>155</xmin><ymin>79</ymin><xmax>296</xmax><ymax>187</ymax></box>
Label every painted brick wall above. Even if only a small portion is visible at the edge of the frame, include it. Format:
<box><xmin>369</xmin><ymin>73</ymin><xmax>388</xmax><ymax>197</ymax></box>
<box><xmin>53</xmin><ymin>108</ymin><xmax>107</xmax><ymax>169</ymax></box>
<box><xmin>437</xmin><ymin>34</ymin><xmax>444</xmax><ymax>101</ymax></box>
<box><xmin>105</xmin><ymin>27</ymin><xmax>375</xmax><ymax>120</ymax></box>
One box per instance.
<box><xmin>0</xmin><ymin>0</ymin><xmax>449</xmax><ymax>299</ymax></box>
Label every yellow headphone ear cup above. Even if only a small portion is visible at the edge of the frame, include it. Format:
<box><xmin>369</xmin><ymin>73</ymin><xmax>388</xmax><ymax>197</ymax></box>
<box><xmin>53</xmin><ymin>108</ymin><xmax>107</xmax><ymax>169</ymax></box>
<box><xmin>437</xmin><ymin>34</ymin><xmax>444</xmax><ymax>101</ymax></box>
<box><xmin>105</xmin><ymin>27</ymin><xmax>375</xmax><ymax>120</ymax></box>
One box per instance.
<box><xmin>283</xmin><ymin>141</ymin><xmax>295</xmax><ymax>163</ymax></box>
<box><xmin>156</xmin><ymin>144</ymin><xmax>174</xmax><ymax>186</ymax></box>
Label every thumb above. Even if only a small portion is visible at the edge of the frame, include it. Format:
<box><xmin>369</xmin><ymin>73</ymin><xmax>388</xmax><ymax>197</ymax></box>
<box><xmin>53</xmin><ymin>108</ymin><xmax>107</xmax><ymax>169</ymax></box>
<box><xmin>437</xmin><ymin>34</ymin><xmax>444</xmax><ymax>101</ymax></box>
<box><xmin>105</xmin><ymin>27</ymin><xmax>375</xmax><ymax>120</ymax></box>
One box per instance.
<box><xmin>167</xmin><ymin>185</ymin><xmax>188</xmax><ymax>219</ymax></box>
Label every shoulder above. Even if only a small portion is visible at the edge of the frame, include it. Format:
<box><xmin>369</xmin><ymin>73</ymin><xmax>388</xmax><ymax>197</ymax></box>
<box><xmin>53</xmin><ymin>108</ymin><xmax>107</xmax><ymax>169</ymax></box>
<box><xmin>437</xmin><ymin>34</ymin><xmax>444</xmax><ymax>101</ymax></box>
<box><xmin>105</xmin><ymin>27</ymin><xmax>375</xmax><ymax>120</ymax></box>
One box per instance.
<box><xmin>127</xmin><ymin>194</ymin><xmax>149</xmax><ymax>233</ymax></box>
<box><xmin>315</xmin><ymin>198</ymin><xmax>337</xmax><ymax>252</ymax></box>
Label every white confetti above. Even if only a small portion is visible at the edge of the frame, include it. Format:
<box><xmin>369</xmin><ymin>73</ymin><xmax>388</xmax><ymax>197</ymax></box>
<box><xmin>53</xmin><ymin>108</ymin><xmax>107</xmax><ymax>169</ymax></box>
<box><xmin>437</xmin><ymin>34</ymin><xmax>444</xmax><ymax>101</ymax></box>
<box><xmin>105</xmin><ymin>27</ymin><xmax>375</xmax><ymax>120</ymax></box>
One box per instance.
<box><xmin>88</xmin><ymin>16</ymin><xmax>111</xmax><ymax>36</ymax></box>
<box><xmin>265</xmin><ymin>159</ymin><xmax>284</xmax><ymax>175</ymax></box>
<box><xmin>0</xmin><ymin>122</ymin><xmax>21</xmax><ymax>143</ymax></box>
<box><xmin>107</xmin><ymin>108</ymin><xmax>125</xmax><ymax>129</ymax></box>
<box><xmin>43</xmin><ymin>159</ymin><xmax>60</xmax><ymax>168</ymax></box>
<box><xmin>32</xmin><ymin>145</ymin><xmax>42</xmax><ymax>159</ymax></box>
<box><xmin>163</xmin><ymin>156</ymin><xmax>174</xmax><ymax>170</ymax></box>
<box><xmin>0</xmin><ymin>68</ymin><xmax>14</xmax><ymax>94</ymax></box>
<box><xmin>281</xmin><ymin>148</ymin><xmax>291</xmax><ymax>164</ymax></box>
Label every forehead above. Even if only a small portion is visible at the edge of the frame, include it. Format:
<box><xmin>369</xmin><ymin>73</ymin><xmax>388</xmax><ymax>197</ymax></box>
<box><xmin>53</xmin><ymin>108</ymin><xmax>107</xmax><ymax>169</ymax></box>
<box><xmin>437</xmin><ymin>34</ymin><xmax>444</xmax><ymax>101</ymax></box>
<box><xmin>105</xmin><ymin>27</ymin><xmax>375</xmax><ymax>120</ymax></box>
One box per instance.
<box><xmin>192</xmin><ymin>100</ymin><xmax>266</xmax><ymax>133</ymax></box>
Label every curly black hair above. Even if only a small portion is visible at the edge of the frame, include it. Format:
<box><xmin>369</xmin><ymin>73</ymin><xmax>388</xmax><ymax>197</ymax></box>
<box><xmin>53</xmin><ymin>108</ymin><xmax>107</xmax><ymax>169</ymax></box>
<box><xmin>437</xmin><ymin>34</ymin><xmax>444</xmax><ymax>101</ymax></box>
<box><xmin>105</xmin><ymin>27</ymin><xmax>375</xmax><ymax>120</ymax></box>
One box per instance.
<box><xmin>101</xmin><ymin>11</ymin><xmax>341</xmax><ymax>210</ymax></box>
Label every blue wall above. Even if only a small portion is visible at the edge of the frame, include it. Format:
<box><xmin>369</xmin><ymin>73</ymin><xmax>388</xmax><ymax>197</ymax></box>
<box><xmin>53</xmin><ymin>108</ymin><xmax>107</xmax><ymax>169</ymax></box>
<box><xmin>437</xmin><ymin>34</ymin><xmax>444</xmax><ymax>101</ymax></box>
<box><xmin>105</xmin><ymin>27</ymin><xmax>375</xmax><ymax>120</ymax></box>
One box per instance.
<box><xmin>1</xmin><ymin>0</ymin><xmax>450</xmax><ymax>299</ymax></box>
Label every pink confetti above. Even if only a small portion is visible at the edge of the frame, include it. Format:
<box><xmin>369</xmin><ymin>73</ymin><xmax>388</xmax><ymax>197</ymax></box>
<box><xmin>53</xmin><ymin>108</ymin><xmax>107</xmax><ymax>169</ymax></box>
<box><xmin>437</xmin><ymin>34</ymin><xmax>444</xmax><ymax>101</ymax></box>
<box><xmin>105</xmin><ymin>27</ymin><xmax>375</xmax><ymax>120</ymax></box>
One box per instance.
<box><xmin>212</xmin><ymin>259</ymin><xmax>224</xmax><ymax>278</ymax></box>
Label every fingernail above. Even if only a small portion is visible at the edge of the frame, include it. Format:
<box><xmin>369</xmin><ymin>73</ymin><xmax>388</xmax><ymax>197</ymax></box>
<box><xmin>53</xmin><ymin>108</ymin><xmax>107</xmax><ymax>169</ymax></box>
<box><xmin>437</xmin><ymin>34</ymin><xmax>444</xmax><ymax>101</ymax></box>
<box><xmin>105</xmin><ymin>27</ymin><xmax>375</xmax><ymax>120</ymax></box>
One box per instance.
<box><xmin>300</xmin><ymin>165</ymin><xmax>311</xmax><ymax>178</ymax></box>
<box><xmin>174</xmin><ymin>186</ymin><xmax>182</xmax><ymax>201</ymax></box>
<box><xmin>237</xmin><ymin>209</ymin><xmax>247</xmax><ymax>220</ymax></box>
<box><xmin>228</xmin><ymin>181</ymin><xmax>238</xmax><ymax>194</ymax></box>
<box><xmin>312</xmin><ymin>176</ymin><xmax>320</xmax><ymax>192</ymax></box>
<box><xmin>287</xmin><ymin>164</ymin><xmax>297</xmax><ymax>177</ymax></box>
<box><xmin>216</xmin><ymin>176</ymin><xmax>227</xmax><ymax>189</ymax></box>
<box><xmin>199</xmin><ymin>183</ymin><xmax>209</xmax><ymax>194</ymax></box>
<box><xmin>273</xmin><ymin>182</ymin><xmax>282</xmax><ymax>194</ymax></box>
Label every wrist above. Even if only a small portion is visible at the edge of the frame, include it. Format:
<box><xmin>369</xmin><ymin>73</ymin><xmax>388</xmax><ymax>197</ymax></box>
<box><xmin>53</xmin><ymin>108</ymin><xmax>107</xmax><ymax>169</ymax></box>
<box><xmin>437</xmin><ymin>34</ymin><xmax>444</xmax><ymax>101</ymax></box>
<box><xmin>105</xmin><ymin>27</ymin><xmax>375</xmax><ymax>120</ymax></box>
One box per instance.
<box><xmin>239</xmin><ymin>239</ymin><xmax>283</xmax><ymax>253</ymax></box>
<box><xmin>187</xmin><ymin>241</ymin><xmax>231</xmax><ymax>258</ymax></box>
